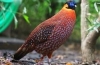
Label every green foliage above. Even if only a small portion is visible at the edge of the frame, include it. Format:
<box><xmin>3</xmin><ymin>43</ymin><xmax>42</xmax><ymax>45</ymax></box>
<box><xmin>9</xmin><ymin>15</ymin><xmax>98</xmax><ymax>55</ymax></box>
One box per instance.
<box><xmin>8</xmin><ymin>0</ymin><xmax>81</xmax><ymax>40</ymax></box>
<box><xmin>23</xmin><ymin>15</ymin><xmax>30</xmax><ymax>24</ymax></box>
<box><xmin>89</xmin><ymin>0</ymin><xmax>100</xmax><ymax>13</ymax></box>
<box><xmin>87</xmin><ymin>2</ymin><xmax>100</xmax><ymax>32</ymax></box>
<box><xmin>0</xmin><ymin>0</ymin><xmax>81</xmax><ymax>39</ymax></box>
<box><xmin>0</xmin><ymin>0</ymin><xmax>28</xmax><ymax>29</ymax></box>
<box><xmin>13</xmin><ymin>15</ymin><xmax>18</xmax><ymax>29</ymax></box>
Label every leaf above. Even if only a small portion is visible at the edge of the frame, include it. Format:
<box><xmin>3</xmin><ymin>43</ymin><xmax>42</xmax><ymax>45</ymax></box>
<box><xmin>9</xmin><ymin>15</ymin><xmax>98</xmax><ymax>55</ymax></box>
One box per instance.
<box><xmin>94</xmin><ymin>27</ymin><xmax>99</xmax><ymax>32</ymax></box>
<box><xmin>93</xmin><ymin>20</ymin><xmax>97</xmax><ymax>24</ymax></box>
<box><xmin>99</xmin><ymin>12</ymin><xmax>100</xmax><ymax>15</ymax></box>
<box><xmin>94</xmin><ymin>2</ymin><xmax>98</xmax><ymax>12</ymax></box>
<box><xmin>23</xmin><ymin>14</ymin><xmax>30</xmax><ymax>24</ymax></box>
<box><xmin>14</xmin><ymin>15</ymin><xmax>18</xmax><ymax>29</ymax></box>
<box><xmin>87</xmin><ymin>26</ymin><xmax>93</xmax><ymax>32</ymax></box>
<box><xmin>23</xmin><ymin>7</ymin><xmax>27</xmax><ymax>14</ymax></box>
<box><xmin>44</xmin><ymin>0</ymin><xmax>51</xmax><ymax>13</ymax></box>
<box><xmin>86</xmin><ymin>17</ymin><xmax>92</xmax><ymax>26</ymax></box>
<box><xmin>48</xmin><ymin>7</ymin><xmax>52</xmax><ymax>14</ymax></box>
<box><xmin>0</xmin><ymin>0</ymin><xmax>13</xmax><ymax>2</ymax></box>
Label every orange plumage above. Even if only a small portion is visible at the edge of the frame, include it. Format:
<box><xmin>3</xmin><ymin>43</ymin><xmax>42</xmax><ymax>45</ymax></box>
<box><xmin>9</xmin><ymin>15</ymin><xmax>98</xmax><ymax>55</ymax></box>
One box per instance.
<box><xmin>14</xmin><ymin>0</ymin><xmax>76</xmax><ymax>63</ymax></box>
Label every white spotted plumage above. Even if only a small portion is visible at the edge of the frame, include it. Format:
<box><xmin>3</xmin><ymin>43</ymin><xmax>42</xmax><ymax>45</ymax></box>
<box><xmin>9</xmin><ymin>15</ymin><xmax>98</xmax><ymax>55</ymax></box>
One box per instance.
<box><xmin>14</xmin><ymin>3</ymin><xmax>76</xmax><ymax>60</ymax></box>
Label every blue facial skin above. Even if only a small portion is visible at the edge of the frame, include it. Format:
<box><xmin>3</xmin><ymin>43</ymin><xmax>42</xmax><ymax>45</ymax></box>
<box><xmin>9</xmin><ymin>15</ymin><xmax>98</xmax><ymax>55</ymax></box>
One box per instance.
<box><xmin>66</xmin><ymin>1</ymin><xmax>76</xmax><ymax>10</ymax></box>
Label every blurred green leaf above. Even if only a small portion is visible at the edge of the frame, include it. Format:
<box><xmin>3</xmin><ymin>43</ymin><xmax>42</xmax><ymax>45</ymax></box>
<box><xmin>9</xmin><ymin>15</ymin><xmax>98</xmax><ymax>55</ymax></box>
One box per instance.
<box><xmin>94</xmin><ymin>2</ymin><xmax>99</xmax><ymax>12</ymax></box>
<box><xmin>48</xmin><ymin>7</ymin><xmax>52</xmax><ymax>14</ymax></box>
<box><xmin>94</xmin><ymin>26</ymin><xmax>99</xmax><ymax>32</ymax></box>
<box><xmin>87</xmin><ymin>1</ymin><xmax>100</xmax><ymax>32</ymax></box>
<box><xmin>87</xmin><ymin>18</ymin><xmax>100</xmax><ymax>32</ymax></box>
<box><xmin>86</xmin><ymin>17</ymin><xmax>93</xmax><ymax>26</ymax></box>
<box><xmin>23</xmin><ymin>7</ymin><xmax>27</xmax><ymax>14</ymax></box>
<box><xmin>14</xmin><ymin>15</ymin><xmax>18</xmax><ymax>29</ymax></box>
<box><xmin>23</xmin><ymin>14</ymin><xmax>30</xmax><ymax>24</ymax></box>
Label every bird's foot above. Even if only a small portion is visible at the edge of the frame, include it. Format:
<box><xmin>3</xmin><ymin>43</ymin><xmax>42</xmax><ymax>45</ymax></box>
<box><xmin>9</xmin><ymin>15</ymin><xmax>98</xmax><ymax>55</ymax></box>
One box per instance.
<box><xmin>35</xmin><ymin>58</ymin><xmax>43</xmax><ymax>65</ymax></box>
<box><xmin>36</xmin><ymin>61</ymin><xmax>43</xmax><ymax>65</ymax></box>
<box><xmin>48</xmin><ymin>59</ymin><xmax>52</xmax><ymax>65</ymax></box>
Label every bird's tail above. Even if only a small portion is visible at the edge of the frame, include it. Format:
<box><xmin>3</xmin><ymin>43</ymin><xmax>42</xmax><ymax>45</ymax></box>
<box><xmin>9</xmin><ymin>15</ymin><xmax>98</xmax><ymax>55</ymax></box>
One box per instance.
<box><xmin>13</xmin><ymin>44</ymin><xmax>34</xmax><ymax>60</ymax></box>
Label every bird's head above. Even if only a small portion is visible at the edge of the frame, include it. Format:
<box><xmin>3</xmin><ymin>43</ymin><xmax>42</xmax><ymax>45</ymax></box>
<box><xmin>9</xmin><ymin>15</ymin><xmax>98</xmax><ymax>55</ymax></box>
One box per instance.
<box><xmin>64</xmin><ymin>0</ymin><xmax>76</xmax><ymax>10</ymax></box>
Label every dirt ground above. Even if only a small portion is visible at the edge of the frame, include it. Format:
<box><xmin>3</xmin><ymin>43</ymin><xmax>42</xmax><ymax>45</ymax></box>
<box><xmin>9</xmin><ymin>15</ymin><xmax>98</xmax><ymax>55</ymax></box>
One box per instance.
<box><xmin>0</xmin><ymin>45</ymin><xmax>82</xmax><ymax>65</ymax></box>
<box><xmin>0</xmin><ymin>43</ymin><xmax>100</xmax><ymax>65</ymax></box>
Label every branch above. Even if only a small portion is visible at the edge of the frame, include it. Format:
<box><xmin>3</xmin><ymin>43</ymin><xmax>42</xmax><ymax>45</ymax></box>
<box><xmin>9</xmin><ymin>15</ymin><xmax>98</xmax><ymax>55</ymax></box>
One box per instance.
<box><xmin>81</xmin><ymin>0</ymin><xmax>89</xmax><ymax>42</ymax></box>
<box><xmin>81</xmin><ymin>14</ymin><xmax>100</xmax><ymax>64</ymax></box>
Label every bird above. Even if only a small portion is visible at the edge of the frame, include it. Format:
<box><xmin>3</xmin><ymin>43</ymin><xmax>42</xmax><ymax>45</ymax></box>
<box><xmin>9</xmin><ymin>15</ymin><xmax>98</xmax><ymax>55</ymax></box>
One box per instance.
<box><xmin>13</xmin><ymin>0</ymin><xmax>76</xmax><ymax>64</ymax></box>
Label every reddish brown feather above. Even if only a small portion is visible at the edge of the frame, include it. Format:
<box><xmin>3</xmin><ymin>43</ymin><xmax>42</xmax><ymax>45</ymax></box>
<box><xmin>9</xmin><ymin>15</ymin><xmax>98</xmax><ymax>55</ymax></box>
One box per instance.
<box><xmin>14</xmin><ymin>4</ymin><xmax>76</xmax><ymax>60</ymax></box>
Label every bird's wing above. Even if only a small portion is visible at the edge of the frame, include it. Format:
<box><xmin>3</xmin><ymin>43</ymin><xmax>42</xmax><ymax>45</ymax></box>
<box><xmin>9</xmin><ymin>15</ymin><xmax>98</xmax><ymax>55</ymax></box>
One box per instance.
<box><xmin>14</xmin><ymin>23</ymin><xmax>55</xmax><ymax>60</ymax></box>
<box><xmin>26</xmin><ymin>24</ymin><xmax>55</xmax><ymax>45</ymax></box>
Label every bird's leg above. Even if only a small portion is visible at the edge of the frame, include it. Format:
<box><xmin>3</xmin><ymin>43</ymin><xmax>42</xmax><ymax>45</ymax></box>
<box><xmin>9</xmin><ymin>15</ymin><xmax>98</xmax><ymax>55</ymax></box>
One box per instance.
<box><xmin>48</xmin><ymin>59</ymin><xmax>52</xmax><ymax>65</ymax></box>
<box><xmin>47</xmin><ymin>52</ymin><xmax>53</xmax><ymax>65</ymax></box>
<box><xmin>48</xmin><ymin>59</ymin><xmax>52</xmax><ymax>63</ymax></box>
<box><xmin>37</xmin><ymin>56</ymin><xmax>44</xmax><ymax>65</ymax></box>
